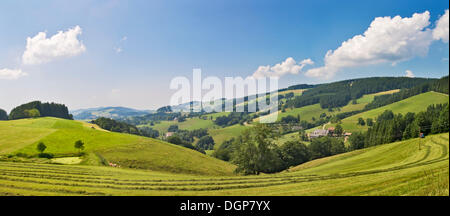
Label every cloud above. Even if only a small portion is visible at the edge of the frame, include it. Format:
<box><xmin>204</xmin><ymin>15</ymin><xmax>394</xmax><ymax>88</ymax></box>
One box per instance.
<box><xmin>305</xmin><ymin>11</ymin><xmax>435</xmax><ymax>79</ymax></box>
<box><xmin>433</xmin><ymin>9</ymin><xmax>449</xmax><ymax>43</ymax></box>
<box><xmin>405</xmin><ymin>70</ymin><xmax>415</xmax><ymax>78</ymax></box>
<box><xmin>0</xmin><ymin>68</ymin><xmax>27</xmax><ymax>80</ymax></box>
<box><xmin>22</xmin><ymin>25</ymin><xmax>86</xmax><ymax>65</ymax></box>
<box><xmin>113</xmin><ymin>36</ymin><xmax>127</xmax><ymax>54</ymax></box>
<box><xmin>114</xmin><ymin>47</ymin><xmax>123</xmax><ymax>53</ymax></box>
<box><xmin>252</xmin><ymin>57</ymin><xmax>314</xmax><ymax>78</ymax></box>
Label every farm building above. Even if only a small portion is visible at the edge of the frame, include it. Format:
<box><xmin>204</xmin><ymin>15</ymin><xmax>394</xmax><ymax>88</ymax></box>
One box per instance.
<box><xmin>165</xmin><ymin>132</ymin><xmax>174</xmax><ymax>138</ymax></box>
<box><xmin>309</xmin><ymin>129</ymin><xmax>329</xmax><ymax>139</ymax></box>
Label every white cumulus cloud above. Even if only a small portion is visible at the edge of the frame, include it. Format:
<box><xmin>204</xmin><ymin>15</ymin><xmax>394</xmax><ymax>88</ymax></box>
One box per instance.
<box><xmin>305</xmin><ymin>11</ymin><xmax>435</xmax><ymax>79</ymax></box>
<box><xmin>252</xmin><ymin>57</ymin><xmax>314</xmax><ymax>78</ymax></box>
<box><xmin>405</xmin><ymin>70</ymin><xmax>415</xmax><ymax>78</ymax></box>
<box><xmin>22</xmin><ymin>25</ymin><xmax>86</xmax><ymax>65</ymax></box>
<box><xmin>0</xmin><ymin>68</ymin><xmax>27</xmax><ymax>80</ymax></box>
<box><xmin>433</xmin><ymin>9</ymin><xmax>449</xmax><ymax>43</ymax></box>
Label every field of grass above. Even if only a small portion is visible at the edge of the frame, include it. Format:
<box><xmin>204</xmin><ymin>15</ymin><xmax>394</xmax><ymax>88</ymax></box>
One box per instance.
<box><xmin>0</xmin><ymin>117</ymin><xmax>236</xmax><ymax>176</ymax></box>
<box><xmin>0</xmin><ymin>133</ymin><xmax>447</xmax><ymax>196</ymax></box>
<box><xmin>140</xmin><ymin>118</ymin><xmax>218</xmax><ymax>134</ymax></box>
<box><xmin>332</xmin><ymin>91</ymin><xmax>449</xmax><ymax>133</ymax></box>
<box><xmin>273</xmin><ymin>132</ymin><xmax>310</xmax><ymax>146</ymax></box>
<box><xmin>209</xmin><ymin>124</ymin><xmax>251</xmax><ymax>147</ymax></box>
<box><xmin>236</xmin><ymin>89</ymin><xmax>307</xmax><ymax>109</ymax></box>
<box><xmin>255</xmin><ymin>89</ymin><xmax>399</xmax><ymax>123</ymax></box>
<box><xmin>50</xmin><ymin>157</ymin><xmax>83</xmax><ymax>165</ymax></box>
<box><xmin>203</xmin><ymin>112</ymin><xmax>229</xmax><ymax>120</ymax></box>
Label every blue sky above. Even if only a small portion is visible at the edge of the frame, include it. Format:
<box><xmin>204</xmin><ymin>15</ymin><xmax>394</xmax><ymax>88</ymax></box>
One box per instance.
<box><xmin>0</xmin><ymin>0</ymin><xmax>448</xmax><ymax>112</ymax></box>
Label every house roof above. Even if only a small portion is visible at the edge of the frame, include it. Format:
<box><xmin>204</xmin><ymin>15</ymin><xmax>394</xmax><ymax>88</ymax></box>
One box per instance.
<box><xmin>311</xmin><ymin>129</ymin><xmax>328</xmax><ymax>136</ymax></box>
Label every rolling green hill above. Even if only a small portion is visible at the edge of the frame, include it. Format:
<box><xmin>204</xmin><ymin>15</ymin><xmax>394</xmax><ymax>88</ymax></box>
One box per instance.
<box><xmin>0</xmin><ymin>133</ymin><xmax>447</xmax><ymax>196</ymax></box>
<box><xmin>209</xmin><ymin>124</ymin><xmax>251</xmax><ymax>147</ymax></box>
<box><xmin>0</xmin><ymin>117</ymin><xmax>236</xmax><ymax>176</ymax></box>
<box><xmin>140</xmin><ymin>118</ymin><xmax>218</xmax><ymax>134</ymax></box>
<box><xmin>255</xmin><ymin>89</ymin><xmax>399</xmax><ymax>123</ymax></box>
<box><xmin>71</xmin><ymin>107</ymin><xmax>152</xmax><ymax>120</ymax></box>
<box><xmin>332</xmin><ymin>91</ymin><xmax>449</xmax><ymax>133</ymax></box>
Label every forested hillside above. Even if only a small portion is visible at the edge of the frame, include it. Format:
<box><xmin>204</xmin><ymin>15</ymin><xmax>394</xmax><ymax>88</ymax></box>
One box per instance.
<box><xmin>348</xmin><ymin>102</ymin><xmax>449</xmax><ymax>150</ymax></box>
<box><xmin>286</xmin><ymin>77</ymin><xmax>433</xmax><ymax>109</ymax></box>
<box><xmin>365</xmin><ymin>76</ymin><xmax>449</xmax><ymax>110</ymax></box>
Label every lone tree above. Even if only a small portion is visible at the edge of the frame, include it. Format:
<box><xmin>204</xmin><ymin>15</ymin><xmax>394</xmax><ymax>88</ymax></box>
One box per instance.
<box><xmin>357</xmin><ymin>117</ymin><xmax>366</xmax><ymax>126</ymax></box>
<box><xmin>37</xmin><ymin>142</ymin><xmax>47</xmax><ymax>153</ymax></box>
<box><xmin>74</xmin><ymin>140</ymin><xmax>85</xmax><ymax>153</ymax></box>
<box><xmin>366</xmin><ymin>118</ymin><xmax>374</xmax><ymax>126</ymax></box>
<box><xmin>232</xmin><ymin>124</ymin><xmax>283</xmax><ymax>175</ymax></box>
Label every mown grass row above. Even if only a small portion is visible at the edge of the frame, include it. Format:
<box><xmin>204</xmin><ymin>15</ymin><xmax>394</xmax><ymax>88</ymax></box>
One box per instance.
<box><xmin>0</xmin><ymin>134</ymin><xmax>447</xmax><ymax>195</ymax></box>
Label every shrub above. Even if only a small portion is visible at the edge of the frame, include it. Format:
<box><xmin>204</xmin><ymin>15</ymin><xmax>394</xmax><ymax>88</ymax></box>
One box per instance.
<box><xmin>38</xmin><ymin>153</ymin><xmax>54</xmax><ymax>159</ymax></box>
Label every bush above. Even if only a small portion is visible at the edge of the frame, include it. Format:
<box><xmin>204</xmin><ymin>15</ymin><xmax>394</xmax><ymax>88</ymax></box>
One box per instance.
<box><xmin>280</xmin><ymin>115</ymin><xmax>299</xmax><ymax>124</ymax></box>
<box><xmin>309</xmin><ymin>136</ymin><xmax>346</xmax><ymax>160</ymax></box>
<box><xmin>196</xmin><ymin>136</ymin><xmax>215</xmax><ymax>150</ymax></box>
<box><xmin>38</xmin><ymin>153</ymin><xmax>54</xmax><ymax>159</ymax></box>
<box><xmin>280</xmin><ymin>141</ymin><xmax>310</xmax><ymax>168</ymax></box>
<box><xmin>15</xmin><ymin>153</ymin><xmax>30</xmax><ymax>158</ymax></box>
<box><xmin>168</xmin><ymin>125</ymin><xmax>179</xmax><ymax>132</ymax></box>
<box><xmin>212</xmin><ymin>138</ymin><xmax>235</xmax><ymax>161</ymax></box>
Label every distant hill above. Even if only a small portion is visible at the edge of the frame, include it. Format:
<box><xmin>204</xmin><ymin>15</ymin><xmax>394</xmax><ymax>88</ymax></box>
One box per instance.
<box><xmin>71</xmin><ymin>107</ymin><xmax>153</xmax><ymax>120</ymax></box>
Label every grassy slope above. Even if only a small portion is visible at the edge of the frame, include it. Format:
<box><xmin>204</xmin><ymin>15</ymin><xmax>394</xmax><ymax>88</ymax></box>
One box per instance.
<box><xmin>271</xmin><ymin>90</ymin><xmax>401</xmax><ymax>144</ymax></box>
<box><xmin>255</xmin><ymin>89</ymin><xmax>399</xmax><ymax>123</ymax></box>
<box><xmin>236</xmin><ymin>89</ymin><xmax>307</xmax><ymax>108</ymax></box>
<box><xmin>334</xmin><ymin>91</ymin><xmax>449</xmax><ymax>133</ymax></box>
<box><xmin>209</xmin><ymin>124</ymin><xmax>251</xmax><ymax>148</ymax></box>
<box><xmin>0</xmin><ymin>133</ymin><xmax>447</xmax><ymax>196</ymax></box>
<box><xmin>140</xmin><ymin>118</ymin><xmax>217</xmax><ymax>134</ymax></box>
<box><xmin>0</xmin><ymin>117</ymin><xmax>235</xmax><ymax>176</ymax></box>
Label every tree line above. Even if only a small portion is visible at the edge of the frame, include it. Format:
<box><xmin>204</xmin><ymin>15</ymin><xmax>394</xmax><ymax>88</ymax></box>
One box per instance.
<box><xmin>350</xmin><ymin>103</ymin><xmax>449</xmax><ymax>150</ymax></box>
<box><xmin>286</xmin><ymin>77</ymin><xmax>432</xmax><ymax>110</ymax></box>
<box><xmin>364</xmin><ymin>76</ymin><xmax>449</xmax><ymax>111</ymax></box>
<box><xmin>121</xmin><ymin>112</ymin><xmax>181</xmax><ymax>125</ymax></box>
<box><xmin>93</xmin><ymin>117</ymin><xmax>161</xmax><ymax>139</ymax></box>
<box><xmin>92</xmin><ymin>117</ymin><xmax>141</xmax><ymax>135</ymax></box>
<box><xmin>214</xmin><ymin>112</ymin><xmax>255</xmax><ymax>127</ymax></box>
<box><xmin>165</xmin><ymin>127</ymin><xmax>215</xmax><ymax>152</ymax></box>
<box><xmin>7</xmin><ymin>101</ymin><xmax>73</xmax><ymax>120</ymax></box>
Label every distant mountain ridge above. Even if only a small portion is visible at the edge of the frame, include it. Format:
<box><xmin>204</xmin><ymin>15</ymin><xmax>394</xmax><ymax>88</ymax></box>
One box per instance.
<box><xmin>71</xmin><ymin>106</ymin><xmax>153</xmax><ymax>120</ymax></box>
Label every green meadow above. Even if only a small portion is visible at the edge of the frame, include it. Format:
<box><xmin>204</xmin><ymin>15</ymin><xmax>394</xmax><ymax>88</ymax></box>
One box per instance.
<box><xmin>0</xmin><ymin>118</ymin><xmax>235</xmax><ymax>176</ymax></box>
<box><xmin>0</xmin><ymin>133</ymin><xmax>447</xmax><ymax>196</ymax></box>
<box><xmin>332</xmin><ymin>91</ymin><xmax>449</xmax><ymax>133</ymax></box>
<box><xmin>209</xmin><ymin>124</ymin><xmax>251</xmax><ymax>148</ymax></box>
<box><xmin>255</xmin><ymin>89</ymin><xmax>399</xmax><ymax>123</ymax></box>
